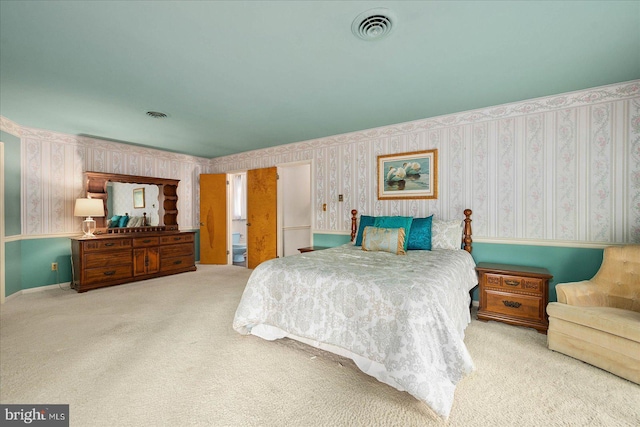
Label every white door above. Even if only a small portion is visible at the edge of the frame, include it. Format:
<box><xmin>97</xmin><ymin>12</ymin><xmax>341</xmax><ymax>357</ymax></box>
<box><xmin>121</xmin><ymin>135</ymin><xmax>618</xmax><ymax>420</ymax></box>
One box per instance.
<box><xmin>277</xmin><ymin>162</ymin><xmax>312</xmax><ymax>257</ymax></box>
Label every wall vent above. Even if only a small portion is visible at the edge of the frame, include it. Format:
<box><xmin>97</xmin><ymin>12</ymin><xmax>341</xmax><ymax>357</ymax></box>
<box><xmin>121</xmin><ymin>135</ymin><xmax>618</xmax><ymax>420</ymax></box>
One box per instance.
<box><xmin>146</xmin><ymin>111</ymin><xmax>168</xmax><ymax>119</ymax></box>
<box><xmin>351</xmin><ymin>8</ymin><xmax>396</xmax><ymax>41</ymax></box>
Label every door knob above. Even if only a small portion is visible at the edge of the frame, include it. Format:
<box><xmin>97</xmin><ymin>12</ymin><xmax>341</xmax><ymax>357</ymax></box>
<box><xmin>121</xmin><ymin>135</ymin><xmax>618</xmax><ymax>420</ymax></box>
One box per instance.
<box><xmin>246</xmin><ymin>223</ymin><xmax>251</xmax><ymax>226</ymax></box>
<box><xmin>199</xmin><ymin>222</ymin><xmax>204</xmax><ymax>226</ymax></box>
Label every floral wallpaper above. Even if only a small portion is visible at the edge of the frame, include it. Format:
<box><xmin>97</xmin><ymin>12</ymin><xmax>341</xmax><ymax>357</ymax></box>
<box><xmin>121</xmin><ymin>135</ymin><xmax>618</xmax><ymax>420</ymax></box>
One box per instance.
<box><xmin>2</xmin><ymin>80</ymin><xmax>639</xmax><ymax>244</ymax></box>
<box><xmin>0</xmin><ymin>117</ymin><xmax>210</xmax><ymax>235</ymax></box>
<box><xmin>210</xmin><ymin>81</ymin><xmax>640</xmax><ymax>245</ymax></box>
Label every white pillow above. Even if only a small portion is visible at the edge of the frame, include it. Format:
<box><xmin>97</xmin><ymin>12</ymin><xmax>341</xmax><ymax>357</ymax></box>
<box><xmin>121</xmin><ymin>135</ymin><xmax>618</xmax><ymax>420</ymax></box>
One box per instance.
<box><xmin>431</xmin><ymin>219</ymin><xmax>463</xmax><ymax>250</ymax></box>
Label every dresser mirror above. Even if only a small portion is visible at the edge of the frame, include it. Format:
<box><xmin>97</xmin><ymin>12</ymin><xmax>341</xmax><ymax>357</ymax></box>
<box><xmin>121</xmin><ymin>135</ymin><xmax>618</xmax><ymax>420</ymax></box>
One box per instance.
<box><xmin>106</xmin><ymin>182</ymin><xmax>160</xmax><ymax>226</ymax></box>
<box><xmin>84</xmin><ymin>171</ymin><xmax>180</xmax><ymax>234</ymax></box>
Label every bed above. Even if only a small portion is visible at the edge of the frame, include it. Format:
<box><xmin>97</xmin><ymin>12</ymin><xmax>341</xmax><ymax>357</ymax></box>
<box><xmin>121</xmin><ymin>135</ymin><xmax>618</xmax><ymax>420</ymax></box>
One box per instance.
<box><xmin>233</xmin><ymin>210</ymin><xmax>477</xmax><ymax>418</ymax></box>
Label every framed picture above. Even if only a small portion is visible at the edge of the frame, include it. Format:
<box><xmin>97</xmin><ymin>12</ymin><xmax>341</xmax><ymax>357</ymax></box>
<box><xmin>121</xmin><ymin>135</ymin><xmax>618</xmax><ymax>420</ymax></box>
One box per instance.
<box><xmin>377</xmin><ymin>149</ymin><xmax>438</xmax><ymax>200</ymax></box>
<box><xmin>133</xmin><ymin>188</ymin><xmax>145</xmax><ymax>208</ymax></box>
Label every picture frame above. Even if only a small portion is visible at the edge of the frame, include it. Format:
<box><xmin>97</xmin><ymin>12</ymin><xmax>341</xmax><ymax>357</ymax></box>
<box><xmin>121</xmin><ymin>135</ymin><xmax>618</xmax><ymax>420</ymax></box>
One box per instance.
<box><xmin>133</xmin><ymin>188</ymin><xmax>145</xmax><ymax>208</ymax></box>
<box><xmin>377</xmin><ymin>149</ymin><xmax>438</xmax><ymax>200</ymax></box>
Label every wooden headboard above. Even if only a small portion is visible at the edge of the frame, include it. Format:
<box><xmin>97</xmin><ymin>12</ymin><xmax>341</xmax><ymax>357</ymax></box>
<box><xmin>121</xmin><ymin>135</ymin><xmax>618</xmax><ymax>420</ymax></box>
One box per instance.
<box><xmin>349</xmin><ymin>209</ymin><xmax>473</xmax><ymax>253</ymax></box>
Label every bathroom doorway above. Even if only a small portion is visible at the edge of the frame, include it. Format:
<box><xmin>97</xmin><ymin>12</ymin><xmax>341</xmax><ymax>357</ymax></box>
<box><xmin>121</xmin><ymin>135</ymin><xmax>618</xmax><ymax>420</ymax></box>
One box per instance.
<box><xmin>230</xmin><ymin>172</ymin><xmax>247</xmax><ymax>267</ymax></box>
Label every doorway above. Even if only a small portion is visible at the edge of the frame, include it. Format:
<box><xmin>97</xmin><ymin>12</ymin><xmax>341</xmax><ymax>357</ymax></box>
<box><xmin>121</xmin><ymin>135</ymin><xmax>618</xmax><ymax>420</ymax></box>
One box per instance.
<box><xmin>230</xmin><ymin>172</ymin><xmax>247</xmax><ymax>267</ymax></box>
<box><xmin>199</xmin><ymin>164</ymin><xmax>310</xmax><ymax>268</ymax></box>
<box><xmin>277</xmin><ymin>162</ymin><xmax>312</xmax><ymax>257</ymax></box>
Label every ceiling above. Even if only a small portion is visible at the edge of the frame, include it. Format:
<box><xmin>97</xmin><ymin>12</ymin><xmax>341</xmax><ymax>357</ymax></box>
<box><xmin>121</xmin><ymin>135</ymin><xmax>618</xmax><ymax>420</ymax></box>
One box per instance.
<box><xmin>1</xmin><ymin>1</ymin><xmax>638</xmax><ymax>159</ymax></box>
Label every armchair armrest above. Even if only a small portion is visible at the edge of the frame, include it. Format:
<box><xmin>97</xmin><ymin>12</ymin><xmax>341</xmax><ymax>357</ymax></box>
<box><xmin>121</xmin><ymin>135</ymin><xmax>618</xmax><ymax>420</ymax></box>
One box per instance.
<box><xmin>556</xmin><ymin>280</ymin><xmax>608</xmax><ymax>307</ymax></box>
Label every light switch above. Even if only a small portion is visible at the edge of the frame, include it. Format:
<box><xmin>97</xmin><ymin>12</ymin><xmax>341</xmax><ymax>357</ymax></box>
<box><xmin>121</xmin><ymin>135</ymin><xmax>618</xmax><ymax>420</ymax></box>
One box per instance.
<box><xmin>338</xmin><ymin>194</ymin><xmax>343</xmax><ymax>202</ymax></box>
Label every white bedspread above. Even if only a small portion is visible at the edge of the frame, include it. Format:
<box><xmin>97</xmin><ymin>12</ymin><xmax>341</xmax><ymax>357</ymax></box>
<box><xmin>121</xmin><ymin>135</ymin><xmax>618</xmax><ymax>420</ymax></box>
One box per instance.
<box><xmin>232</xmin><ymin>244</ymin><xmax>478</xmax><ymax>418</ymax></box>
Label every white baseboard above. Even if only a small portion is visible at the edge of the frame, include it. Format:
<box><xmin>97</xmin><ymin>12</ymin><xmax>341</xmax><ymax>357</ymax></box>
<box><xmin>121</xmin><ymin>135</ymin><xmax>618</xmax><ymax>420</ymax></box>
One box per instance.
<box><xmin>5</xmin><ymin>282</ymin><xmax>72</xmax><ymax>302</ymax></box>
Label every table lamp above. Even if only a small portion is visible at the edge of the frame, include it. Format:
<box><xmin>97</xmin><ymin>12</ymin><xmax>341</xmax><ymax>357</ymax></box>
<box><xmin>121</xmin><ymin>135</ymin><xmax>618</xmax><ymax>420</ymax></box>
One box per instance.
<box><xmin>74</xmin><ymin>198</ymin><xmax>104</xmax><ymax>237</ymax></box>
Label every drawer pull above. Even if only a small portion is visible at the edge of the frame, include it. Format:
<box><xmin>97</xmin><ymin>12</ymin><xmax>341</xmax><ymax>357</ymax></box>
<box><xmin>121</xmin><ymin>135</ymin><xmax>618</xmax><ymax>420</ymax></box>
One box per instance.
<box><xmin>143</xmin><ymin>239</ymin><xmax>152</xmax><ymax>243</ymax></box>
<box><xmin>504</xmin><ymin>280</ymin><xmax>520</xmax><ymax>286</ymax></box>
<box><xmin>173</xmin><ymin>260</ymin><xmax>183</xmax><ymax>265</ymax></box>
<box><xmin>174</xmin><ymin>237</ymin><xmax>182</xmax><ymax>241</ymax></box>
<box><xmin>103</xmin><ymin>270</ymin><xmax>116</xmax><ymax>276</ymax></box>
<box><xmin>104</xmin><ymin>243</ymin><xmax>115</xmax><ymax>247</ymax></box>
<box><xmin>502</xmin><ymin>300</ymin><xmax>522</xmax><ymax>308</ymax></box>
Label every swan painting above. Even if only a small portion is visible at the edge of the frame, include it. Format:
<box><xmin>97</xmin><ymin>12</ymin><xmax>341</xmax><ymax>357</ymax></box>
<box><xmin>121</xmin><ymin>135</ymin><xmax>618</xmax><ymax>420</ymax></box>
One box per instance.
<box><xmin>378</xmin><ymin>149</ymin><xmax>437</xmax><ymax>200</ymax></box>
<box><xmin>386</xmin><ymin>166</ymin><xmax>406</xmax><ymax>182</ymax></box>
<box><xmin>403</xmin><ymin>162</ymin><xmax>421</xmax><ymax>175</ymax></box>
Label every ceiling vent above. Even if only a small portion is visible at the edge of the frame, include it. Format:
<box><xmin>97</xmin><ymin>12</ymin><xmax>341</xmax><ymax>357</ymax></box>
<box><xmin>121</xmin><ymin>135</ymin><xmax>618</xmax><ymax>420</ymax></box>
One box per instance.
<box><xmin>146</xmin><ymin>111</ymin><xmax>167</xmax><ymax>119</ymax></box>
<box><xmin>351</xmin><ymin>8</ymin><xmax>396</xmax><ymax>41</ymax></box>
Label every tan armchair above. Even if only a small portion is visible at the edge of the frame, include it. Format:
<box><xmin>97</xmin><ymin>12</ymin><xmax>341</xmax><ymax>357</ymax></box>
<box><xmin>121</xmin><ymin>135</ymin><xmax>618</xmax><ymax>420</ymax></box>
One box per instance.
<box><xmin>546</xmin><ymin>245</ymin><xmax>640</xmax><ymax>384</ymax></box>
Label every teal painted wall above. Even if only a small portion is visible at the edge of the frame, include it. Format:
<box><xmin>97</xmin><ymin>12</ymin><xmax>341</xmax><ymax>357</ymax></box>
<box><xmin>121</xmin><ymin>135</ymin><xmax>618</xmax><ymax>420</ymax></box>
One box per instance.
<box><xmin>312</xmin><ymin>233</ymin><xmax>604</xmax><ymax>303</ymax></box>
<box><xmin>313</xmin><ymin>233</ymin><xmax>352</xmax><ymax>247</ymax></box>
<box><xmin>2</xmin><ymin>130</ymin><xmax>21</xmax><ymax>236</ymax></box>
<box><xmin>472</xmin><ymin>242</ymin><xmax>603</xmax><ymax>302</ymax></box>
<box><xmin>20</xmin><ymin>238</ymin><xmax>73</xmax><ymax>290</ymax></box>
<box><xmin>5</xmin><ymin>241</ymin><xmax>22</xmax><ymax>296</ymax></box>
<box><xmin>2</xmin><ymin>130</ymin><xmax>22</xmax><ymax>297</ymax></box>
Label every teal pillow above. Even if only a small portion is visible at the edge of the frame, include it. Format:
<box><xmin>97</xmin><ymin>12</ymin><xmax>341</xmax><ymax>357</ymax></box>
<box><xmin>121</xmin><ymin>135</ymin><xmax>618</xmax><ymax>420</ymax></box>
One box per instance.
<box><xmin>109</xmin><ymin>215</ymin><xmax>121</xmax><ymax>228</ymax></box>
<box><xmin>407</xmin><ymin>215</ymin><xmax>433</xmax><ymax>250</ymax></box>
<box><xmin>354</xmin><ymin>215</ymin><xmax>376</xmax><ymax>246</ymax></box>
<box><xmin>117</xmin><ymin>215</ymin><xmax>129</xmax><ymax>228</ymax></box>
<box><xmin>374</xmin><ymin>216</ymin><xmax>413</xmax><ymax>251</ymax></box>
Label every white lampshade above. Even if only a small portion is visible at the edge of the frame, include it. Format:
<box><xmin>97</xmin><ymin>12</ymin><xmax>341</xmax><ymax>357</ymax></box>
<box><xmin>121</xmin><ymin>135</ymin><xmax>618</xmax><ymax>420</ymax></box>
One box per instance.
<box><xmin>74</xmin><ymin>198</ymin><xmax>104</xmax><ymax>218</ymax></box>
<box><xmin>74</xmin><ymin>198</ymin><xmax>104</xmax><ymax>237</ymax></box>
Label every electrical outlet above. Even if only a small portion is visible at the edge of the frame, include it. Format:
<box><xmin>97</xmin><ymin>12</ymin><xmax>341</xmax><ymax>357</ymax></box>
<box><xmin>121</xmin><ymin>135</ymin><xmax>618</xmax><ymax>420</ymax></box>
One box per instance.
<box><xmin>51</xmin><ymin>262</ymin><xmax>58</xmax><ymax>271</ymax></box>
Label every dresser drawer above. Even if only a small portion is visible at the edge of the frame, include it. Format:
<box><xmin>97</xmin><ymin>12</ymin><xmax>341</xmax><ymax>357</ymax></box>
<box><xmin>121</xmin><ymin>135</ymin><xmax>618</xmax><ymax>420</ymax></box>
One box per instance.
<box><xmin>133</xmin><ymin>237</ymin><xmax>160</xmax><ymax>247</ymax></box>
<box><xmin>483</xmin><ymin>289</ymin><xmax>543</xmax><ymax>321</ymax></box>
<box><xmin>160</xmin><ymin>243</ymin><xmax>193</xmax><ymax>258</ymax></box>
<box><xmin>84</xmin><ymin>251</ymin><xmax>131</xmax><ymax>269</ymax></box>
<box><xmin>83</xmin><ymin>239</ymin><xmax>132</xmax><ymax>251</ymax></box>
<box><xmin>160</xmin><ymin>234</ymin><xmax>194</xmax><ymax>245</ymax></box>
<box><xmin>83</xmin><ymin>265</ymin><xmax>132</xmax><ymax>285</ymax></box>
<box><xmin>160</xmin><ymin>254</ymin><xmax>195</xmax><ymax>272</ymax></box>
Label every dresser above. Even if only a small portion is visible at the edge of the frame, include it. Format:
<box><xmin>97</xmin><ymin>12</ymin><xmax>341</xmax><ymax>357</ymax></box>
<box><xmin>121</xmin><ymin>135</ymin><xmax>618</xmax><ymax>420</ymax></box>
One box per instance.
<box><xmin>476</xmin><ymin>262</ymin><xmax>552</xmax><ymax>334</ymax></box>
<box><xmin>70</xmin><ymin>232</ymin><xmax>196</xmax><ymax>292</ymax></box>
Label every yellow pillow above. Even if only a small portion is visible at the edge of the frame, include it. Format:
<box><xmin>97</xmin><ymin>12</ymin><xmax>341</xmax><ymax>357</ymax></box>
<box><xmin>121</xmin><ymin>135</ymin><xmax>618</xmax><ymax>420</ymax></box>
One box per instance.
<box><xmin>362</xmin><ymin>226</ymin><xmax>406</xmax><ymax>255</ymax></box>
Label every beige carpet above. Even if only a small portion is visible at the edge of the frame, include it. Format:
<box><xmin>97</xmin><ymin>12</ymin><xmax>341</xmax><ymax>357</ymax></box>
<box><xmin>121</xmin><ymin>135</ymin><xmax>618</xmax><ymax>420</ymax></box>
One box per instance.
<box><xmin>1</xmin><ymin>264</ymin><xmax>638</xmax><ymax>427</ymax></box>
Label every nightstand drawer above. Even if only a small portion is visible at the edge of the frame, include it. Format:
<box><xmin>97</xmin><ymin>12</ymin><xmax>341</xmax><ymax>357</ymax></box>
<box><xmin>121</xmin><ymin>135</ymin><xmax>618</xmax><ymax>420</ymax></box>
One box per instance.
<box><xmin>485</xmin><ymin>274</ymin><xmax>543</xmax><ymax>294</ymax></box>
<box><xmin>484</xmin><ymin>290</ymin><xmax>542</xmax><ymax>321</ymax></box>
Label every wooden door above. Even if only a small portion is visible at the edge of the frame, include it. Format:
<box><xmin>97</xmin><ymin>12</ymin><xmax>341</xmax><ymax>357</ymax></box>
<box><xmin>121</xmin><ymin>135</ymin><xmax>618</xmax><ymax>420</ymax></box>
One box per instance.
<box><xmin>200</xmin><ymin>174</ymin><xmax>228</xmax><ymax>264</ymax></box>
<box><xmin>247</xmin><ymin>167</ymin><xmax>277</xmax><ymax>269</ymax></box>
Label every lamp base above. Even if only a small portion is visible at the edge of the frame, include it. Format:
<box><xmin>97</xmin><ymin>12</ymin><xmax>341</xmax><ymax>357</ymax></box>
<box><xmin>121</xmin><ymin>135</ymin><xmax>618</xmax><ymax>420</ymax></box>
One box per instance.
<box><xmin>82</xmin><ymin>218</ymin><xmax>97</xmax><ymax>237</ymax></box>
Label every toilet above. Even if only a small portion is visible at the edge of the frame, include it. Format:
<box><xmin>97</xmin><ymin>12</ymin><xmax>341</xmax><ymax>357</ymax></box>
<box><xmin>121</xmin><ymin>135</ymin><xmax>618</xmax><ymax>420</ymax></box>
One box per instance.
<box><xmin>232</xmin><ymin>232</ymin><xmax>246</xmax><ymax>263</ymax></box>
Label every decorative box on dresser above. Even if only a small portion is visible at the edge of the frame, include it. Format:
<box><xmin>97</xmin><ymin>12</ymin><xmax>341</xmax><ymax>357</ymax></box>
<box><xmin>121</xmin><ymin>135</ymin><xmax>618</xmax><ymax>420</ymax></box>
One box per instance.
<box><xmin>71</xmin><ymin>232</ymin><xmax>196</xmax><ymax>292</ymax></box>
<box><xmin>476</xmin><ymin>262</ymin><xmax>553</xmax><ymax>334</ymax></box>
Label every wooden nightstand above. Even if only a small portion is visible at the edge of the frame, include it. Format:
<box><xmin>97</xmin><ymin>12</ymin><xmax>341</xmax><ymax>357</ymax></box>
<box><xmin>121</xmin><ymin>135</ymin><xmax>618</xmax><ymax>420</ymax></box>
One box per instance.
<box><xmin>297</xmin><ymin>246</ymin><xmax>330</xmax><ymax>253</ymax></box>
<box><xmin>476</xmin><ymin>262</ymin><xmax>552</xmax><ymax>334</ymax></box>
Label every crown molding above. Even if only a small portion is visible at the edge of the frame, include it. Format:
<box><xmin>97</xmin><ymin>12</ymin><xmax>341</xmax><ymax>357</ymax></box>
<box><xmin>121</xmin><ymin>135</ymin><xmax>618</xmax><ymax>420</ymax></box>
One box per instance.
<box><xmin>0</xmin><ymin>116</ymin><xmax>22</xmax><ymax>137</ymax></box>
<box><xmin>0</xmin><ymin>116</ymin><xmax>211</xmax><ymax>165</ymax></box>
